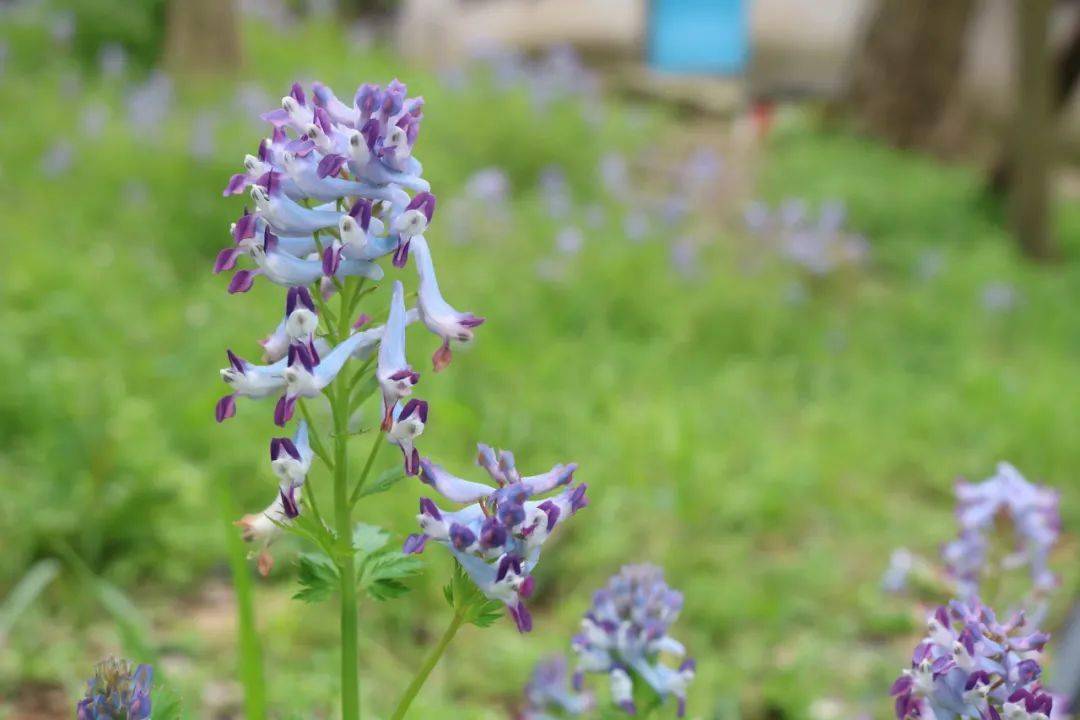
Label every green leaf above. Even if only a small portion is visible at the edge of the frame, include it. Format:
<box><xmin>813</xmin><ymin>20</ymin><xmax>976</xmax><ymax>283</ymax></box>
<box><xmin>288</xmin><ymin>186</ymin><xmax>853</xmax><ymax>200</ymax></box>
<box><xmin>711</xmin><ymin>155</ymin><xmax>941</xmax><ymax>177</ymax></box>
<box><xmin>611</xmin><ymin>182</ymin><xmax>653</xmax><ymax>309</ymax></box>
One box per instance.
<box><xmin>465</xmin><ymin>599</ymin><xmax>506</xmax><ymax>628</ymax></box>
<box><xmin>151</xmin><ymin>682</ymin><xmax>184</xmax><ymax>720</ymax></box>
<box><xmin>0</xmin><ymin>559</ymin><xmax>60</xmax><ymax>642</ymax></box>
<box><xmin>352</xmin><ymin>522</ymin><xmax>424</xmax><ymax>602</ymax></box>
<box><xmin>351</xmin><ymin>522</ymin><xmax>390</xmax><ymax>555</ymax></box>
<box><xmin>293</xmin><ymin>553</ymin><xmax>339</xmax><ymax>604</ymax></box>
<box><xmin>358</xmin><ymin>549</ymin><xmax>423</xmax><ymax>602</ymax></box>
<box><xmin>443</xmin><ymin>560</ymin><xmax>505</xmax><ymax>628</ymax></box>
<box><xmin>54</xmin><ymin>543</ymin><xmax>156</xmax><ymax>663</ymax></box>
<box><xmin>353</xmin><ymin>466</ymin><xmax>406</xmax><ymax>499</ymax></box>
<box><xmin>282</xmin><ymin>511</ymin><xmax>338</xmax><ymax>558</ymax></box>
<box><xmin>442</xmin><ymin>581</ymin><xmax>454</xmax><ymax>607</ymax></box>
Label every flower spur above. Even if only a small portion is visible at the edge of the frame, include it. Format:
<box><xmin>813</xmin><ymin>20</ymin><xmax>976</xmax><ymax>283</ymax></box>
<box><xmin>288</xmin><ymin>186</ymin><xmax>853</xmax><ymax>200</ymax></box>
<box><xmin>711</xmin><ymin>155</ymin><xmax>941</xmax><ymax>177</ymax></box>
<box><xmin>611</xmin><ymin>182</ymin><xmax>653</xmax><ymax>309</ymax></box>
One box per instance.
<box><xmin>376</xmin><ymin>280</ymin><xmax>420</xmax><ymax>430</ymax></box>
<box><xmin>410</xmin><ymin>236</ymin><xmax>484</xmax><ymax>371</ymax></box>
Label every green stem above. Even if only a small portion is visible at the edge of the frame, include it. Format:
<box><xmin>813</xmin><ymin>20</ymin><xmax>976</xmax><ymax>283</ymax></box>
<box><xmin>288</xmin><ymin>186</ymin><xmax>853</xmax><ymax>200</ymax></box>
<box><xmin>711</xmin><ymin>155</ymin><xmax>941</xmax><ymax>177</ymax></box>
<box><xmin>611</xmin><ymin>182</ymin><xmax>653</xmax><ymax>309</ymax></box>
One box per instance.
<box><xmin>349</xmin><ymin>432</ymin><xmax>385</xmax><ymax>508</ymax></box>
<box><xmin>331</xmin><ymin>282</ymin><xmax>361</xmax><ymax>720</ymax></box>
<box><xmin>217</xmin><ymin>483</ymin><xmax>267</xmax><ymax>720</ymax></box>
<box><xmin>298</xmin><ymin>400</ymin><xmax>333</xmax><ymax>468</ymax></box>
<box><xmin>389</xmin><ymin>609</ymin><xmax>466</xmax><ymax>720</ymax></box>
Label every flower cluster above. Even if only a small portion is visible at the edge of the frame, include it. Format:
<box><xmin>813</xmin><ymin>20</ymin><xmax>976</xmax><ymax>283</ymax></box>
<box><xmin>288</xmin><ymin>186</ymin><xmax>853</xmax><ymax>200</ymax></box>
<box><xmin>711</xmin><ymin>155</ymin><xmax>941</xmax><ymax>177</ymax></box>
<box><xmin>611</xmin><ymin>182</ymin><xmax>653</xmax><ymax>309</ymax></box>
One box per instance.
<box><xmin>743</xmin><ymin>199</ymin><xmax>870</xmax><ymax>276</ymax></box>
<box><xmin>520</xmin><ymin>655</ymin><xmax>594</xmax><ymax>720</ymax></box>
<box><xmin>76</xmin><ymin>658</ymin><xmax>152</xmax><ymax>720</ymax></box>
<box><xmin>215</xmin><ymin>79</ymin><xmax>483</xmax><ymax>572</ymax></box>
<box><xmin>572</xmin><ymin>565</ymin><xmax>695</xmax><ymax>716</ymax></box>
<box><xmin>891</xmin><ymin>598</ymin><xmax>1053</xmax><ymax>720</ymax></box>
<box><xmin>942</xmin><ymin>462</ymin><xmax>1060</xmax><ymax>598</ymax></box>
<box><xmin>403</xmin><ymin>444</ymin><xmax>587</xmax><ymax>632</ymax></box>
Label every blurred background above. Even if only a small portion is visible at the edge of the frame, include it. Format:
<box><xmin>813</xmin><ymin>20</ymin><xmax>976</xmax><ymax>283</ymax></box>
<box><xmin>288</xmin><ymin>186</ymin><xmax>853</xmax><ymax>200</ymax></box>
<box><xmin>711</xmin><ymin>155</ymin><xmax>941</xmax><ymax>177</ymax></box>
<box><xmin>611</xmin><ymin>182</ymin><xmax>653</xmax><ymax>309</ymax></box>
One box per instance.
<box><xmin>1</xmin><ymin>0</ymin><xmax>1079</xmax><ymax>718</ymax></box>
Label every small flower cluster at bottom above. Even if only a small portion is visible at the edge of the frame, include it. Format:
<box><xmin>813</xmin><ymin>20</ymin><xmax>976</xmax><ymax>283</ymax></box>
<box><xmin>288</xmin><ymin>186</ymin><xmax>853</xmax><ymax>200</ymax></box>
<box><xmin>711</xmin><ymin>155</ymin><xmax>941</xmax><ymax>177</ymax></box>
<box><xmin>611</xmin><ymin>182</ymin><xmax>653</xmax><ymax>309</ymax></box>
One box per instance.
<box><xmin>76</xmin><ymin>658</ymin><xmax>152</xmax><ymax>720</ymax></box>
<box><xmin>891</xmin><ymin>597</ymin><xmax>1054</xmax><ymax>720</ymax></box>
<box><xmin>520</xmin><ymin>564</ymin><xmax>696</xmax><ymax>718</ymax></box>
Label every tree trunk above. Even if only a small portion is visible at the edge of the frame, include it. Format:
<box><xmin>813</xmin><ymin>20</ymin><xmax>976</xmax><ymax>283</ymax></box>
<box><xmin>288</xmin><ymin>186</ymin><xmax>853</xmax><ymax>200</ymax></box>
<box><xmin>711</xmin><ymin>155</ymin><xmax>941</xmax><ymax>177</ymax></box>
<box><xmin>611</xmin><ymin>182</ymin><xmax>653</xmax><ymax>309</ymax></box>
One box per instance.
<box><xmin>988</xmin><ymin>9</ymin><xmax>1080</xmax><ymax>198</ymax></box>
<box><xmin>845</xmin><ymin>0</ymin><xmax>978</xmax><ymax>150</ymax></box>
<box><xmin>165</xmin><ymin>0</ymin><xmax>242</xmax><ymax>75</ymax></box>
<box><xmin>1011</xmin><ymin>0</ymin><xmax>1057</xmax><ymax>259</ymax></box>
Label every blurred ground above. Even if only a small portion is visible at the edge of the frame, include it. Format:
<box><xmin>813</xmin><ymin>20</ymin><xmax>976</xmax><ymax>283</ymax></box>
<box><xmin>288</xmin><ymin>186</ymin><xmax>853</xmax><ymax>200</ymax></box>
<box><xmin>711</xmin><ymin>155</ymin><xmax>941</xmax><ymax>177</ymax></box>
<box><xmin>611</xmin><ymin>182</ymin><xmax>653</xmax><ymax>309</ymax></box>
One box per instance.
<box><xmin>2</xmin><ymin>7</ymin><xmax>1080</xmax><ymax>720</ymax></box>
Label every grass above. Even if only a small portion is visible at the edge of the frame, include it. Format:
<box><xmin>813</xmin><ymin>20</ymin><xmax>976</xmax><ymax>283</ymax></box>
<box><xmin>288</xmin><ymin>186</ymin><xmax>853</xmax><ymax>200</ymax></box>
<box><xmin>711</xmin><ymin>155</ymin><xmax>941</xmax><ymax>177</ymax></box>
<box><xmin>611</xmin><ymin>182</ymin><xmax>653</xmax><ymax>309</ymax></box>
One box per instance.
<box><xmin>2</xmin><ymin>14</ymin><xmax>1080</xmax><ymax>720</ymax></box>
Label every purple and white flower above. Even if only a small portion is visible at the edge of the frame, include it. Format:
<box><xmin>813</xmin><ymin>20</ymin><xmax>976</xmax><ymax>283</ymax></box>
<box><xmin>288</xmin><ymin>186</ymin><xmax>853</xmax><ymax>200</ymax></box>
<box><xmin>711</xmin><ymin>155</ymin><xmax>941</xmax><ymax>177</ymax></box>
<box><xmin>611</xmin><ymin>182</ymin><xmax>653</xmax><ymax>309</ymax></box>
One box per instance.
<box><xmin>216</xmin><ymin>350</ymin><xmax>287</xmax><ymax>422</ymax></box>
<box><xmin>274</xmin><ymin>331</ymin><xmax>377</xmax><ymax>426</ymax></box>
<box><xmin>520</xmin><ymin>655</ymin><xmax>594</xmax><ymax>720</ymax></box>
<box><xmin>77</xmin><ymin>658</ymin><xmax>152</xmax><ymax>720</ymax></box>
<box><xmin>572</xmin><ymin>565</ymin><xmax>695</xmax><ymax>717</ymax></box>
<box><xmin>891</xmin><ymin>598</ymin><xmax>1053</xmax><ymax>720</ymax></box>
<box><xmin>942</xmin><ymin>463</ymin><xmax>1060</xmax><ymax>600</ymax></box>
<box><xmin>387</xmin><ymin>399</ymin><xmax>428</xmax><ymax>475</ymax></box>
<box><xmin>236</xmin><ymin>425</ymin><xmax>310</xmax><ymax>576</ymax></box>
<box><xmin>411</xmin><ymin>236</ymin><xmax>485</xmax><ymax>371</ymax></box>
<box><xmin>377</xmin><ymin>281</ymin><xmax>420</xmax><ymax>430</ymax></box>
<box><xmin>403</xmin><ymin>444</ymin><xmax>585</xmax><ymax>632</ymax></box>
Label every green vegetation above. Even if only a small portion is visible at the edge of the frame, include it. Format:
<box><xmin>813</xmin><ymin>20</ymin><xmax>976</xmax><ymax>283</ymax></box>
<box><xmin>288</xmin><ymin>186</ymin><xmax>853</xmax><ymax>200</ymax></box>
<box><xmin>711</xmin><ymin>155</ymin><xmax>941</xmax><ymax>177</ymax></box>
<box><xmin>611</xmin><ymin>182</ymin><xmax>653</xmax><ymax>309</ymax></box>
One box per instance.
<box><xmin>2</xmin><ymin>16</ymin><xmax>1078</xmax><ymax>720</ymax></box>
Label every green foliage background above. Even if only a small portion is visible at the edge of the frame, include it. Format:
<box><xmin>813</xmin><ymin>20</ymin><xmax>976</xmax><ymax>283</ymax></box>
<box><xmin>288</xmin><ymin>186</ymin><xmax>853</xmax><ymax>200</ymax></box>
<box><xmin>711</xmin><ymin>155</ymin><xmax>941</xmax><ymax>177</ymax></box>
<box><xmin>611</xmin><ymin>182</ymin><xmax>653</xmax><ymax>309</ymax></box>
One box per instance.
<box><xmin>1</xmin><ymin>11</ymin><xmax>1079</xmax><ymax>720</ymax></box>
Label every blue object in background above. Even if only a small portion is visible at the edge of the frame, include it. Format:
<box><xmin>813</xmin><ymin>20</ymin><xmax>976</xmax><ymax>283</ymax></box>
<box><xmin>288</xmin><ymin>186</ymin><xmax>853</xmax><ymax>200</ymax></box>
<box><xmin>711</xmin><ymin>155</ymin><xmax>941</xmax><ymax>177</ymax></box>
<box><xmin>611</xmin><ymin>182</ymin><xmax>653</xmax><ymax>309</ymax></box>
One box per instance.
<box><xmin>647</xmin><ymin>0</ymin><xmax>749</xmax><ymax>75</ymax></box>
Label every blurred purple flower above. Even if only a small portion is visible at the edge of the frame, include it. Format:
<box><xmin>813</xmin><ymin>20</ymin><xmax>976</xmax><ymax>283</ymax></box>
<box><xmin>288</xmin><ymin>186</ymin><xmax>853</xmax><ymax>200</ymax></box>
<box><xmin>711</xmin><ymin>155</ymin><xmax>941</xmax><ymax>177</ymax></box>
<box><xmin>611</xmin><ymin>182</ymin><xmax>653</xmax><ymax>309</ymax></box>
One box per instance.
<box><xmin>539</xmin><ymin>165</ymin><xmax>571</xmax><ymax>218</ymax></box>
<box><xmin>521</xmin><ymin>655</ymin><xmax>594</xmax><ymax>719</ymax></box>
<box><xmin>464</xmin><ymin>167</ymin><xmax>510</xmax><ymax>204</ymax></box>
<box><xmin>981</xmin><ymin>282</ymin><xmax>1021</xmax><ymax>313</ymax></box>
<box><xmin>189</xmin><ymin>111</ymin><xmax>219</xmax><ymax>161</ymax></box>
<box><xmin>599</xmin><ymin>152</ymin><xmax>629</xmax><ymax>197</ymax></box>
<box><xmin>76</xmin><ymin>658</ymin><xmax>152</xmax><ymax>720</ymax></box>
<box><xmin>98</xmin><ymin>43</ymin><xmax>126</xmax><ymax>78</ymax></box>
<box><xmin>573</xmin><ymin>565</ymin><xmax>695</xmax><ymax>717</ymax></box>
<box><xmin>50</xmin><ymin>11</ymin><xmax>75</xmax><ymax>46</ymax></box>
<box><xmin>125</xmin><ymin>71</ymin><xmax>173</xmax><ymax>141</ymax></box>
<box><xmin>80</xmin><ymin>101</ymin><xmax>109</xmax><ymax>139</ymax></box>
<box><xmin>669</xmin><ymin>237</ymin><xmax>700</xmax><ymax>279</ymax></box>
<box><xmin>942</xmin><ymin>463</ymin><xmax>1060</xmax><ymax>599</ymax></box>
<box><xmin>745</xmin><ymin>199</ymin><xmax>870</xmax><ymax>276</ymax></box>
<box><xmin>39</xmin><ymin>140</ymin><xmax>72</xmax><ymax>178</ymax></box>
<box><xmin>555</xmin><ymin>226</ymin><xmax>584</xmax><ymax>256</ymax></box>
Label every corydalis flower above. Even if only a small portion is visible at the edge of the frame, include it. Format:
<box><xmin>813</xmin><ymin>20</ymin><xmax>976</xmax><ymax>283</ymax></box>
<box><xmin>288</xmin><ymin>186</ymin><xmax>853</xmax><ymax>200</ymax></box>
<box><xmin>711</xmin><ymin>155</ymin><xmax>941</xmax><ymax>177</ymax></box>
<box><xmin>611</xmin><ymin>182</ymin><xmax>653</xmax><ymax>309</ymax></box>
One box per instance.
<box><xmin>274</xmin><ymin>331</ymin><xmax>375</xmax><ymax>426</ymax></box>
<box><xmin>216</xmin><ymin>349</ymin><xmax>286</xmax><ymax>422</ymax></box>
<box><xmin>229</xmin><ymin>226</ymin><xmax>383</xmax><ymax>294</ymax></box>
<box><xmin>520</xmin><ymin>655</ymin><xmax>594</xmax><ymax>720</ymax></box>
<box><xmin>942</xmin><ymin>463</ymin><xmax>1060</xmax><ymax>598</ymax></box>
<box><xmin>891</xmin><ymin>597</ymin><xmax>1052</xmax><ymax>720</ymax></box>
<box><xmin>387</xmin><ymin>399</ymin><xmax>427</xmax><ymax>475</ymax></box>
<box><xmin>403</xmin><ymin>444</ymin><xmax>585</xmax><ymax>632</ymax></box>
<box><xmin>377</xmin><ymin>280</ymin><xmax>419</xmax><ymax>430</ymax></box>
<box><xmin>411</xmin><ymin>236</ymin><xmax>484</xmax><ymax>371</ymax></box>
<box><xmin>283</xmin><ymin>285</ymin><xmax>318</xmax><ymax>342</ymax></box>
<box><xmin>390</xmin><ymin>191</ymin><xmax>436</xmax><ymax>268</ymax></box>
<box><xmin>235</xmin><ymin>423</ymin><xmax>310</xmax><ymax>576</ymax></box>
<box><xmin>76</xmin><ymin>658</ymin><xmax>152</xmax><ymax>720</ymax></box>
<box><xmin>270</xmin><ymin>420</ymin><xmax>313</xmax><ymax>485</ymax></box>
<box><xmin>573</xmin><ymin>565</ymin><xmax>695</xmax><ymax>717</ymax></box>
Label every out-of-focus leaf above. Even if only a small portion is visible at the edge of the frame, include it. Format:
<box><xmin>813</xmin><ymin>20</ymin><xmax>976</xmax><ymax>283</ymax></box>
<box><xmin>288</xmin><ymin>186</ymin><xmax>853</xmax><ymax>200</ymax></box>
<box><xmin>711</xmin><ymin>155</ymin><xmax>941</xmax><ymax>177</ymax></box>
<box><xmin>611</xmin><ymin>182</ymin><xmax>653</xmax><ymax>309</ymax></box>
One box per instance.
<box><xmin>293</xmin><ymin>553</ymin><xmax>339</xmax><ymax>604</ymax></box>
<box><xmin>0</xmin><ymin>559</ymin><xmax>60</xmax><ymax>644</ymax></box>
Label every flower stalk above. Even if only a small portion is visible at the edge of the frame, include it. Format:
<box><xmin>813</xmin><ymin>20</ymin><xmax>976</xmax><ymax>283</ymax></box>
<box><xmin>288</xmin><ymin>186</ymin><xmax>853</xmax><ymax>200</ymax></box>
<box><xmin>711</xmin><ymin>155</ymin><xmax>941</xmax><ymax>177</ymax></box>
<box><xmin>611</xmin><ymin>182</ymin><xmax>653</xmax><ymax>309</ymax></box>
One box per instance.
<box><xmin>389</xmin><ymin>606</ymin><xmax>467</xmax><ymax>720</ymax></box>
